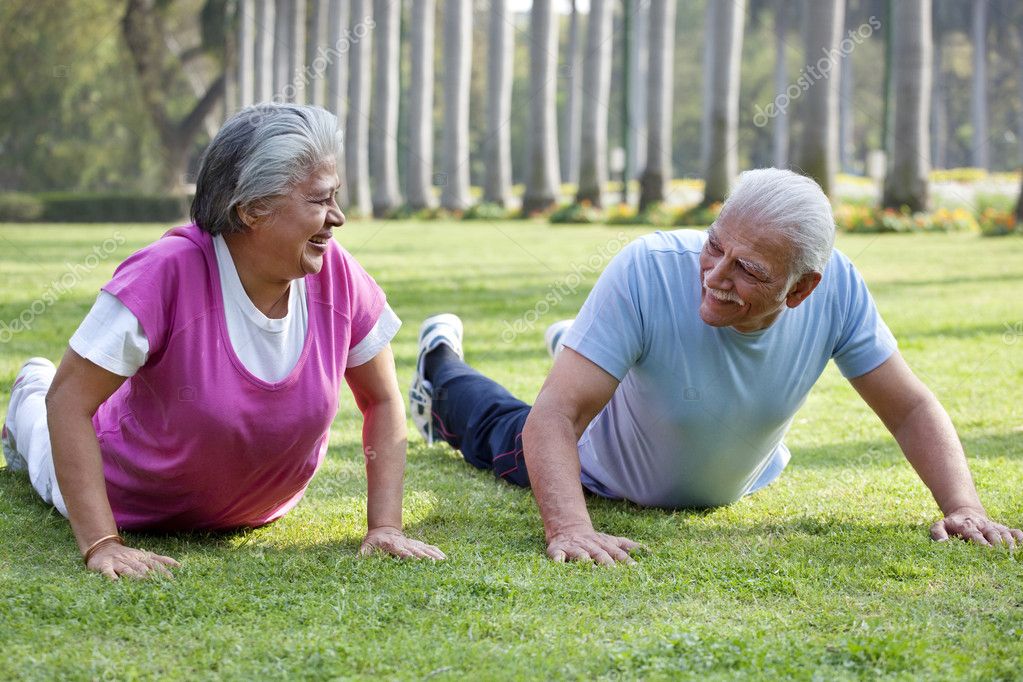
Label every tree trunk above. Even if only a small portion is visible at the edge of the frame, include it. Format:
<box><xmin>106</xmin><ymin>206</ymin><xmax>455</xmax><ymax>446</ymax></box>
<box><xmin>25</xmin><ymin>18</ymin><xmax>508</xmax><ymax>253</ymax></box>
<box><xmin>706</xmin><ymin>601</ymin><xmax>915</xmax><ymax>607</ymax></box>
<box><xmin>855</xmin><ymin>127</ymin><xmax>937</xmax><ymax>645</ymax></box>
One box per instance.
<box><xmin>1016</xmin><ymin>173</ymin><xmax>1023</xmax><ymax>223</ymax></box>
<box><xmin>883</xmin><ymin>0</ymin><xmax>931</xmax><ymax>211</ymax></box>
<box><xmin>627</xmin><ymin>0</ymin><xmax>648</xmax><ymax>180</ymax></box>
<box><xmin>370</xmin><ymin>0</ymin><xmax>401</xmax><ymax>216</ymax></box>
<box><xmin>971</xmin><ymin>0</ymin><xmax>988</xmax><ymax>170</ymax></box>
<box><xmin>406</xmin><ymin>0</ymin><xmax>436</xmax><ymax>210</ymax></box>
<box><xmin>273</xmin><ymin>0</ymin><xmax>291</xmax><ymax>96</ymax></box>
<box><xmin>326</xmin><ymin>0</ymin><xmax>349</xmax><ymax>207</ymax></box>
<box><xmin>306</xmin><ymin>0</ymin><xmax>329</xmax><ymax>107</ymax></box>
<box><xmin>638</xmin><ymin>0</ymin><xmax>676</xmax><ymax>210</ymax></box>
<box><xmin>560</xmin><ymin>0</ymin><xmax>582</xmax><ymax>185</ymax></box>
<box><xmin>522</xmin><ymin>0</ymin><xmax>561</xmax><ymax>214</ymax></box>
<box><xmin>441</xmin><ymin>0</ymin><xmax>472</xmax><ymax>211</ymax></box>
<box><xmin>236</xmin><ymin>0</ymin><xmax>255</xmax><ymax>108</ymax></box>
<box><xmin>930</xmin><ymin>30</ymin><xmax>947</xmax><ymax>169</ymax></box>
<box><xmin>772</xmin><ymin>0</ymin><xmax>788</xmax><ymax>168</ymax></box>
<box><xmin>838</xmin><ymin>19</ymin><xmax>853</xmax><ymax>173</ymax></box>
<box><xmin>345</xmin><ymin>0</ymin><xmax>373</xmax><ymax>215</ymax></box>
<box><xmin>576</xmin><ymin>0</ymin><xmax>613</xmax><ymax>207</ymax></box>
<box><xmin>796</xmin><ymin>0</ymin><xmax>844</xmax><ymax>198</ymax></box>
<box><xmin>701</xmin><ymin>0</ymin><xmax>745</xmax><ymax>205</ymax></box>
<box><xmin>122</xmin><ymin>0</ymin><xmax>226</xmax><ymax>191</ymax></box>
<box><xmin>254</xmin><ymin>0</ymin><xmax>275</xmax><ymax>102</ymax></box>
<box><xmin>483</xmin><ymin>0</ymin><xmax>513</xmax><ymax>206</ymax></box>
<box><xmin>287</xmin><ymin>0</ymin><xmax>306</xmax><ymax>103</ymax></box>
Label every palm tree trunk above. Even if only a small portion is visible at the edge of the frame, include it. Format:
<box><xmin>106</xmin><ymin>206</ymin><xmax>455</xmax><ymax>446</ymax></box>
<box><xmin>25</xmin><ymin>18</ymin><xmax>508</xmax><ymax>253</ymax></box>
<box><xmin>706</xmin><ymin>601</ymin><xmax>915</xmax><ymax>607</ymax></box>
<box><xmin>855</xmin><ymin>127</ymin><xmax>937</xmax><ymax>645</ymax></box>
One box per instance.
<box><xmin>796</xmin><ymin>0</ymin><xmax>844</xmax><ymax>198</ymax></box>
<box><xmin>576</xmin><ymin>0</ymin><xmax>613</xmax><ymax>207</ymax></box>
<box><xmin>236</xmin><ymin>0</ymin><xmax>255</xmax><ymax>108</ymax></box>
<box><xmin>627</xmin><ymin>0</ymin><xmax>648</xmax><ymax>180</ymax></box>
<box><xmin>306</xmin><ymin>0</ymin><xmax>329</xmax><ymax>107</ymax></box>
<box><xmin>1016</xmin><ymin>173</ymin><xmax>1023</xmax><ymax>223</ymax></box>
<box><xmin>772</xmin><ymin>0</ymin><xmax>788</xmax><ymax>168</ymax></box>
<box><xmin>701</xmin><ymin>0</ymin><xmax>745</xmax><ymax>205</ymax></box>
<box><xmin>254</xmin><ymin>0</ymin><xmax>275</xmax><ymax>102</ymax></box>
<box><xmin>838</xmin><ymin>28</ymin><xmax>853</xmax><ymax>173</ymax></box>
<box><xmin>638</xmin><ymin>0</ymin><xmax>676</xmax><ymax>210</ymax></box>
<box><xmin>370</xmin><ymin>0</ymin><xmax>402</xmax><ymax>216</ymax></box>
<box><xmin>326</xmin><ymin>0</ymin><xmax>349</xmax><ymax>207</ymax></box>
<box><xmin>522</xmin><ymin>0</ymin><xmax>561</xmax><ymax>214</ymax></box>
<box><xmin>883</xmin><ymin>0</ymin><xmax>931</xmax><ymax>211</ymax></box>
<box><xmin>273</xmin><ymin>0</ymin><xmax>291</xmax><ymax>96</ymax></box>
<box><xmin>930</xmin><ymin>30</ymin><xmax>947</xmax><ymax>169</ymax></box>
<box><xmin>560</xmin><ymin>0</ymin><xmax>582</xmax><ymax>185</ymax></box>
<box><xmin>483</xmin><ymin>0</ymin><xmax>513</xmax><ymax>207</ymax></box>
<box><xmin>971</xmin><ymin>0</ymin><xmax>988</xmax><ymax>170</ymax></box>
<box><xmin>287</xmin><ymin>0</ymin><xmax>306</xmax><ymax>103</ymax></box>
<box><xmin>345</xmin><ymin>0</ymin><xmax>373</xmax><ymax>215</ymax></box>
<box><xmin>407</xmin><ymin>0</ymin><xmax>436</xmax><ymax>210</ymax></box>
<box><xmin>441</xmin><ymin>0</ymin><xmax>472</xmax><ymax>211</ymax></box>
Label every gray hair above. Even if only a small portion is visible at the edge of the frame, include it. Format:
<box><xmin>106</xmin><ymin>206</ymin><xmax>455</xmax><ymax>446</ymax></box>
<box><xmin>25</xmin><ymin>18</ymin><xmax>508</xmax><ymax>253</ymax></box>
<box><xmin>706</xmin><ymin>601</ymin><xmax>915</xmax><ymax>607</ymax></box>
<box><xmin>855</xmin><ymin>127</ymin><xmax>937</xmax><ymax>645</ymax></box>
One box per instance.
<box><xmin>714</xmin><ymin>168</ymin><xmax>836</xmax><ymax>281</ymax></box>
<box><xmin>190</xmin><ymin>103</ymin><xmax>343</xmax><ymax>235</ymax></box>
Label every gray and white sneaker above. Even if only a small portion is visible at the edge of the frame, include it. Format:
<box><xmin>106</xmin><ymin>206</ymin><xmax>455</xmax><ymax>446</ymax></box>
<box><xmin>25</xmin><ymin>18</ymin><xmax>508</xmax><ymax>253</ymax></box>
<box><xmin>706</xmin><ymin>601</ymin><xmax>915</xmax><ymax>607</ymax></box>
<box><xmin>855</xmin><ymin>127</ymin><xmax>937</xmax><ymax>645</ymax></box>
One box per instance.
<box><xmin>544</xmin><ymin>319</ymin><xmax>574</xmax><ymax>359</ymax></box>
<box><xmin>409</xmin><ymin>314</ymin><xmax>464</xmax><ymax>445</ymax></box>
<box><xmin>2</xmin><ymin>363</ymin><xmax>35</xmax><ymax>472</ymax></box>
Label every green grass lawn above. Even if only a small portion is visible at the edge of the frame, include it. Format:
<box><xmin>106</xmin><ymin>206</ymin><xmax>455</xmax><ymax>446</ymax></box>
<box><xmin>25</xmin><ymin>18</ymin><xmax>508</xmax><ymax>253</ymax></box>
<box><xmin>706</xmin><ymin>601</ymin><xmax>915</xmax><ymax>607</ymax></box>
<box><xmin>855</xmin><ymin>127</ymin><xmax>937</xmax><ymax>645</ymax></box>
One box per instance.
<box><xmin>1</xmin><ymin>222</ymin><xmax>1022</xmax><ymax>680</ymax></box>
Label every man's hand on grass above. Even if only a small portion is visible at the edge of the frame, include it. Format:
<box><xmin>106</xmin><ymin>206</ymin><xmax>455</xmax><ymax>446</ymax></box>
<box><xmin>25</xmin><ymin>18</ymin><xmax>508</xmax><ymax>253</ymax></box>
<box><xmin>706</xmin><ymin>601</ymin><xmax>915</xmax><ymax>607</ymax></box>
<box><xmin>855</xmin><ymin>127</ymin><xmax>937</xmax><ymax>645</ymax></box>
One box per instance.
<box><xmin>930</xmin><ymin>507</ymin><xmax>1023</xmax><ymax>547</ymax></box>
<box><xmin>359</xmin><ymin>526</ymin><xmax>446</xmax><ymax>560</ymax></box>
<box><xmin>546</xmin><ymin>527</ymin><xmax>642</xmax><ymax>565</ymax></box>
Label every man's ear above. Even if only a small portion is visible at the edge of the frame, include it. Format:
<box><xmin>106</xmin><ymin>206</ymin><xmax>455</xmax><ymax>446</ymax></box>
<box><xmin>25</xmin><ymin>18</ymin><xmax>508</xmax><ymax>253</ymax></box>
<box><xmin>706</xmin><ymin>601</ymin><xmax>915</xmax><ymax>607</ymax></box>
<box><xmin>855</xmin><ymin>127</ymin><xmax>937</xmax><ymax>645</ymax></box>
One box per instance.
<box><xmin>785</xmin><ymin>272</ymin><xmax>822</xmax><ymax>309</ymax></box>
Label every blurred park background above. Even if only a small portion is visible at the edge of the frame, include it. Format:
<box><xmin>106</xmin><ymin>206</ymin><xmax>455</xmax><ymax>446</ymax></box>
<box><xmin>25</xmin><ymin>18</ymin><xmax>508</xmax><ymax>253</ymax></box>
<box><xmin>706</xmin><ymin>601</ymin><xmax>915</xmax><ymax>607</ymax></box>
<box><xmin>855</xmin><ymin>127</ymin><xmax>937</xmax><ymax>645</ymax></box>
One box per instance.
<box><xmin>0</xmin><ymin>0</ymin><xmax>1021</xmax><ymax>233</ymax></box>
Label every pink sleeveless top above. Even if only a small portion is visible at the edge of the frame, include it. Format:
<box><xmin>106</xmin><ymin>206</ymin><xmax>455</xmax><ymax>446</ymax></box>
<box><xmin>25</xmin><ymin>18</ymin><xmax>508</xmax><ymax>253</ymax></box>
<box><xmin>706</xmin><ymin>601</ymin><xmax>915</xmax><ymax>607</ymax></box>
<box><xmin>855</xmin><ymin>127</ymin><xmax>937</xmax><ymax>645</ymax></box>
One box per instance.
<box><xmin>94</xmin><ymin>225</ymin><xmax>385</xmax><ymax>530</ymax></box>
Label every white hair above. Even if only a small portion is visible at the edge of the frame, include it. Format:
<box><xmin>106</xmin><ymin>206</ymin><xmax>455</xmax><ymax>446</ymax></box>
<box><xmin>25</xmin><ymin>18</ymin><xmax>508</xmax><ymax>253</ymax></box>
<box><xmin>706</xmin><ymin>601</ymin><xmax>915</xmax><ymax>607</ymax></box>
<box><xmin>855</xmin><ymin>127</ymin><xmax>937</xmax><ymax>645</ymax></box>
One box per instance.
<box><xmin>714</xmin><ymin>168</ymin><xmax>836</xmax><ymax>281</ymax></box>
<box><xmin>191</xmin><ymin>103</ymin><xmax>344</xmax><ymax>235</ymax></box>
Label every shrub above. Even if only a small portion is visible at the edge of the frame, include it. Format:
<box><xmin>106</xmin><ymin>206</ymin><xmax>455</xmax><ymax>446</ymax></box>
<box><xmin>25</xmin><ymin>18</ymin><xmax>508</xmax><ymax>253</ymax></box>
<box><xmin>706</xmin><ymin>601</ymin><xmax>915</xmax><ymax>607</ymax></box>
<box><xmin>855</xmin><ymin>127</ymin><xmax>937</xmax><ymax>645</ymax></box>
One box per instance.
<box><xmin>549</xmin><ymin>201</ymin><xmax>603</xmax><ymax>224</ymax></box>
<box><xmin>605</xmin><ymin>203</ymin><xmax>641</xmax><ymax>225</ymax></box>
<box><xmin>978</xmin><ymin>208</ymin><xmax>1017</xmax><ymax>237</ymax></box>
<box><xmin>35</xmin><ymin>192</ymin><xmax>188</xmax><ymax>223</ymax></box>
<box><xmin>834</xmin><ymin>205</ymin><xmax>979</xmax><ymax>234</ymax></box>
<box><xmin>0</xmin><ymin>192</ymin><xmax>44</xmax><ymax>222</ymax></box>
<box><xmin>675</xmin><ymin>202</ymin><xmax>722</xmax><ymax>227</ymax></box>
<box><xmin>463</xmin><ymin>202</ymin><xmax>511</xmax><ymax>221</ymax></box>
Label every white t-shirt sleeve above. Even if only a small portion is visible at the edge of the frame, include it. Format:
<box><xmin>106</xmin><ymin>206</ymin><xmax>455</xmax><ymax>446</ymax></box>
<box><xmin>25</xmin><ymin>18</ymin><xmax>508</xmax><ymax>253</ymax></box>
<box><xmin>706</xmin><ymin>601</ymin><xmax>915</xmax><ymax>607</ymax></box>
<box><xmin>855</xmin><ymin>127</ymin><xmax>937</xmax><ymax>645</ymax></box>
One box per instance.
<box><xmin>69</xmin><ymin>291</ymin><xmax>150</xmax><ymax>377</ymax></box>
<box><xmin>347</xmin><ymin>304</ymin><xmax>402</xmax><ymax>367</ymax></box>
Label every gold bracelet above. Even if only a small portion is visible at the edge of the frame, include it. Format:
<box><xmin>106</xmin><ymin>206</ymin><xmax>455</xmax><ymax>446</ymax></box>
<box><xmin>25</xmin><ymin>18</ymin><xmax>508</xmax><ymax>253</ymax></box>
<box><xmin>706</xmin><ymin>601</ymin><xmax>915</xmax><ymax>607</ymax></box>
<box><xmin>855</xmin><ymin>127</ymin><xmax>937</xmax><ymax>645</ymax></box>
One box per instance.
<box><xmin>82</xmin><ymin>534</ymin><xmax>124</xmax><ymax>565</ymax></box>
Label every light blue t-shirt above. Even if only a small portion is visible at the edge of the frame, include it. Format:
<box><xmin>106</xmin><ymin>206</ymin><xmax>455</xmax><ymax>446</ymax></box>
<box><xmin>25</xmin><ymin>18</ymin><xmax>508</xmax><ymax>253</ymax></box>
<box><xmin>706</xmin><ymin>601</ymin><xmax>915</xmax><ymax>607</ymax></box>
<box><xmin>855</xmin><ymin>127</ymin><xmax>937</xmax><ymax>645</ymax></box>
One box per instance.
<box><xmin>563</xmin><ymin>229</ymin><xmax>897</xmax><ymax>509</ymax></box>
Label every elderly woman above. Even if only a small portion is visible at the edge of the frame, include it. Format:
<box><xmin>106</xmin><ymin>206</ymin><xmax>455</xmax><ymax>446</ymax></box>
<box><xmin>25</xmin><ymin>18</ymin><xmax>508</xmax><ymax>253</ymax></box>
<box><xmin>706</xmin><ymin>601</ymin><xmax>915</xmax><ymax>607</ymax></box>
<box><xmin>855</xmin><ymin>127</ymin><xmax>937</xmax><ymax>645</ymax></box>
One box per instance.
<box><xmin>1</xmin><ymin>104</ymin><xmax>443</xmax><ymax>578</ymax></box>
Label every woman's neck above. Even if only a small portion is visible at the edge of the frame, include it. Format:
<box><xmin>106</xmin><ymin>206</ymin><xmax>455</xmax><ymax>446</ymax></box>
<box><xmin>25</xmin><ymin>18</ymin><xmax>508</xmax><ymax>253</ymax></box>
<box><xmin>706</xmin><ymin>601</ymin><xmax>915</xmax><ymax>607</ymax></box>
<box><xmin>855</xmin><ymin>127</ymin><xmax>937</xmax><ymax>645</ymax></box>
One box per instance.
<box><xmin>223</xmin><ymin>233</ymin><xmax>292</xmax><ymax>318</ymax></box>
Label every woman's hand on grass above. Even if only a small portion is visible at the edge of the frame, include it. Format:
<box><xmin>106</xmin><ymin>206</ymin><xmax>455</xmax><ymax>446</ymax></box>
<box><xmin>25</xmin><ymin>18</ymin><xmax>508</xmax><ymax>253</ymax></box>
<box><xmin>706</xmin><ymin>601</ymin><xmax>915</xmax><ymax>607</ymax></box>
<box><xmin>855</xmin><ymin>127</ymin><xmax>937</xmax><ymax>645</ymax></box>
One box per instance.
<box><xmin>359</xmin><ymin>526</ymin><xmax>446</xmax><ymax>560</ymax></box>
<box><xmin>86</xmin><ymin>543</ymin><xmax>179</xmax><ymax>580</ymax></box>
<box><xmin>930</xmin><ymin>508</ymin><xmax>1023</xmax><ymax>547</ymax></box>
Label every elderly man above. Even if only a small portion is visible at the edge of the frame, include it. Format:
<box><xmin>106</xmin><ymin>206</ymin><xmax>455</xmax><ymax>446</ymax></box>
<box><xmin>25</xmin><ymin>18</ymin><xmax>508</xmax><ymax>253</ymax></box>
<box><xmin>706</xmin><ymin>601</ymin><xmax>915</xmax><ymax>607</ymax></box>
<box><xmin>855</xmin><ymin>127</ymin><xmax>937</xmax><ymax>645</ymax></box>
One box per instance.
<box><xmin>409</xmin><ymin>168</ymin><xmax>1022</xmax><ymax>564</ymax></box>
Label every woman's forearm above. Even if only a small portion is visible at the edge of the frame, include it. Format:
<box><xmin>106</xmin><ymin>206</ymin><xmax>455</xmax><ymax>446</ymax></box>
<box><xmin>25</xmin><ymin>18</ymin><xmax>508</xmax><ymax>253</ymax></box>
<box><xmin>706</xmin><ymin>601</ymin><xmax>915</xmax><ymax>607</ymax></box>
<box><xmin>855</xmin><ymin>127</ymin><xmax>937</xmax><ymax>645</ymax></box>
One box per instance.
<box><xmin>46</xmin><ymin>399</ymin><xmax>119</xmax><ymax>554</ymax></box>
<box><xmin>361</xmin><ymin>396</ymin><xmax>408</xmax><ymax>531</ymax></box>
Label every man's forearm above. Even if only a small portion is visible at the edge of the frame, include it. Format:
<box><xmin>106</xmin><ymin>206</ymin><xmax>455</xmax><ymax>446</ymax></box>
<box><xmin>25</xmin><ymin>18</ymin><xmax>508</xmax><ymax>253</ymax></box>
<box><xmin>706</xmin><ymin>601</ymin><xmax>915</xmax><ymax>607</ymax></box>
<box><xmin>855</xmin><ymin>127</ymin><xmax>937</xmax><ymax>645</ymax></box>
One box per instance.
<box><xmin>522</xmin><ymin>408</ymin><xmax>593</xmax><ymax>540</ymax></box>
<box><xmin>361</xmin><ymin>398</ymin><xmax>408</xmax><ymax>531</ymax></box>
<box><xmin>894</xmin><ymin>396</ymin><xmax>984</xmax><ymax>515</ymax></box>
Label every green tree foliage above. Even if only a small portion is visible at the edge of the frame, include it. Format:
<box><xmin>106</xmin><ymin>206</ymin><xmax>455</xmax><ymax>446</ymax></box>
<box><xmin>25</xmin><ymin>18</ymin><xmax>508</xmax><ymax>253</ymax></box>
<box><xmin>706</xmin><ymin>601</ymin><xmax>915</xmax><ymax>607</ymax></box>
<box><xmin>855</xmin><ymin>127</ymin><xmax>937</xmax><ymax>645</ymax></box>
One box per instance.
<box><xmin>0</xmin><ymin>1</ymin><xmax>163</xmax><ymax>192</ymax></box>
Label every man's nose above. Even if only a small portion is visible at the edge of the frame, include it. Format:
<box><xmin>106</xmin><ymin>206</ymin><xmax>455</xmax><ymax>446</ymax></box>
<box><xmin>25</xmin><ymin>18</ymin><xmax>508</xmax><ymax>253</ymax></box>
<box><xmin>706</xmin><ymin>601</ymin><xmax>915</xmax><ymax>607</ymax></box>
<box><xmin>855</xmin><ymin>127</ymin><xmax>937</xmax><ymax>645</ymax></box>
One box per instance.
<box><xmin>705</xmin><ymin>258</ymin><xmax>731</xmax><ymax>289</ymax></box>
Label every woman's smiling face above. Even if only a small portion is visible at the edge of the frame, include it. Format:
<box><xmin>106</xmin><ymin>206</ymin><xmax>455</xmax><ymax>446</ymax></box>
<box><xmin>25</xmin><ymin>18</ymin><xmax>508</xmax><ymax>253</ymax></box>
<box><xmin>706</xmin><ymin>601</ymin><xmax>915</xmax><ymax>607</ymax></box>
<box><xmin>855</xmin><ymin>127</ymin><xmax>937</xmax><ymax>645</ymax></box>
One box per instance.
<box><xmin>251</xmin><ymin>161</ymin><xmax>345</xmax><ymax>280</ymax></box>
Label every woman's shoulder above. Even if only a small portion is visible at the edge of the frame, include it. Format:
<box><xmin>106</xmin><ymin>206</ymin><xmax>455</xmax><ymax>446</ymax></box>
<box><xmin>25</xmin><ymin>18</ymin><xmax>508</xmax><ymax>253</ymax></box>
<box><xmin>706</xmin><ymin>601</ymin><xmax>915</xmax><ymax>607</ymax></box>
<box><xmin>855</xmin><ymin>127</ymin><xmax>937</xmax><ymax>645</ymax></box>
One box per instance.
<box><xmin>115</xmin><ymin>225</ymin><xmax>210</xmax><ymax>277</ymax></box>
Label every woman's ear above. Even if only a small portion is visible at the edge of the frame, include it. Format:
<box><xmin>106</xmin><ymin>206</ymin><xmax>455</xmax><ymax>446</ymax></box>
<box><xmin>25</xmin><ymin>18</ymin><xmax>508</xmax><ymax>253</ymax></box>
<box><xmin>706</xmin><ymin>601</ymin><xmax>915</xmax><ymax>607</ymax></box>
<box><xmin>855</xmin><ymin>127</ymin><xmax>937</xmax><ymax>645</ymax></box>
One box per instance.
<box><xmin>235</xmin><ymin>202</ymin><xmax>261</xmax><ymax>230</ymax></box>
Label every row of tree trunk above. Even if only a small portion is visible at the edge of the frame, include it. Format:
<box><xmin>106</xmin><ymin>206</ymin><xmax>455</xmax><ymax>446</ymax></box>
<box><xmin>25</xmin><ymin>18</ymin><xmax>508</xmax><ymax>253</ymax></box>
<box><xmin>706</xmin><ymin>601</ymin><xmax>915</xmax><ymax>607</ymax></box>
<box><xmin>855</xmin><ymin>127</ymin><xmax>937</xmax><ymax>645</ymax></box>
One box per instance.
<box><xmin>222</xmin><ymin>0</ymin><xmax>990</xmax><ymax>217</ymax></box>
